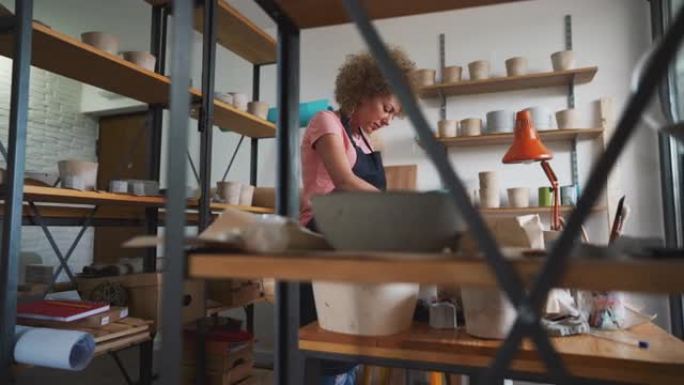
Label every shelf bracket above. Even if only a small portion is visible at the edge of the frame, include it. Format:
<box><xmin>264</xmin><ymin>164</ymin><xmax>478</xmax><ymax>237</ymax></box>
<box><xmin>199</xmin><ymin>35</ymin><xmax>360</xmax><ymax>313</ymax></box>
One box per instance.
<box><xmin>439</xmin><ymin>33</ymin><xmax>446</xmax><ymax>122</ymax></box>
<box><xmin>565</xmin><ymin>15</ymin><xmax>580</xmax><ymax>191</ymax></box>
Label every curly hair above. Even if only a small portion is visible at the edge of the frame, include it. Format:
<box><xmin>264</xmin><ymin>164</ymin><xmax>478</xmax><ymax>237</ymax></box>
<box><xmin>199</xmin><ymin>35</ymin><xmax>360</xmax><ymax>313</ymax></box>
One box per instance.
<box><xmin>334</xmin><ymin>48</ymin><xmax>416</xmax><ymax>117</ymax></box>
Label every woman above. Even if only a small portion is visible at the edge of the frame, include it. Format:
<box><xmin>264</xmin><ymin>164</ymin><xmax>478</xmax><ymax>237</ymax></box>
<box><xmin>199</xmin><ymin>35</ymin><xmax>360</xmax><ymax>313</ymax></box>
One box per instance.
<box><xmin>299</xmin><ymin>48</ymin><xmax>416</xmax><ymax>385</ymax></box>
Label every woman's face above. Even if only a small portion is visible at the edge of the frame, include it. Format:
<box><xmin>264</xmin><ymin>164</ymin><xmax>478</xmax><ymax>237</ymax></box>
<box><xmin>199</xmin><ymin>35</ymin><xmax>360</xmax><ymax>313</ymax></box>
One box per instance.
<box><xmin>352</xmin><ymin>94</ymin><xmax>401</xmax><ymax>134</ymax></box>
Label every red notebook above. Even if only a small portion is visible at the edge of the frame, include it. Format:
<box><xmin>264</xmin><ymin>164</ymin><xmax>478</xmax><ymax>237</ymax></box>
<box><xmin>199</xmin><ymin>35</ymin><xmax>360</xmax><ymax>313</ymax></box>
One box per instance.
<box><xmin>17</xmin><ymin>300</ymin><xmax>110</xmax><ymax>322</ymax></box>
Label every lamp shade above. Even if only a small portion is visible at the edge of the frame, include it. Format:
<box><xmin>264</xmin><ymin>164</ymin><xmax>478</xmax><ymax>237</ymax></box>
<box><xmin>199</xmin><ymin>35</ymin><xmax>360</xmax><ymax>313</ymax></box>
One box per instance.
<box><xmin>502</xmin><ymin>110</ymin><xmax>553</xmax><ymax>164</ymax></box>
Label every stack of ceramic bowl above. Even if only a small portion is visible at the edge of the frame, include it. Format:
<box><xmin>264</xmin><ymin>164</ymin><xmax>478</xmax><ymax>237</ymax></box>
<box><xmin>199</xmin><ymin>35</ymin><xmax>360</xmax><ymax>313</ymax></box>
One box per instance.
<box><xmin>437</xmin><ymin>119</ymin><xmax>458</xmax><ymax>138</ymax></box>
<box><xmin>485</xmin><ymin>110</ymin><xmax>515</xmax><ymax>134</ymax></box>
<box><xmin>468</xmin><ymin>60</ymin><xmax>490</xmax><ymax>80</ymax></box>
<box><xmin>411</xmin><ymin>69</ymin><xmax>436</xmax><ymax>88</ymax></box>
<box><xmin>247</xmin><ymin>101</ymin><xmax>269</xmax><ymax>119</ymax></box>
<box><xmin>216</xmin><ymin>181</ymin><xmax>255</xmax><ymax>206</ymax></box>
<box><xmin>460</xmin><ymin>118</ymin><xmax>482</xmax><ymax>136</ymax></box>
<box><xmin>478</xmin><ymin>171</ymin><xmax>500</xmax><ymax>208</ymax></box>
<box><xmin>216</xmin><ymin>92</ymin><xmax>249</xmax><ymax>112</ymax></box>
<box><xmin>551</xmin><ymin>50</ymin><xmax>576</xmax><ymax>71</ymax></box>
<box><xmin>525</xmin><ymin>106</ymin><xmax>555</xmax><ymax>130</ymax></box>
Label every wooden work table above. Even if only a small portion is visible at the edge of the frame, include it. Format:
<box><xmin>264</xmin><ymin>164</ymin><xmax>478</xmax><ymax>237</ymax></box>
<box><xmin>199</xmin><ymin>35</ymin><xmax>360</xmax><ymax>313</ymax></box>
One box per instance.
<box><xmin>300</xmin><ymin>322</ymin><xmax>684</xmax><ymax>384</ymax></box>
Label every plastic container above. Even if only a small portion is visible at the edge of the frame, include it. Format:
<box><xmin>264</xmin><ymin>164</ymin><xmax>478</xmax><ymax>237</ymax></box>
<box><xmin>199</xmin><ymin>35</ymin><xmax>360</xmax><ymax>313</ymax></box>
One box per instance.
<box><xmin>267</xmin><ymin>99</ymin><xmax>330</xmax><ymax>128</ymax></box>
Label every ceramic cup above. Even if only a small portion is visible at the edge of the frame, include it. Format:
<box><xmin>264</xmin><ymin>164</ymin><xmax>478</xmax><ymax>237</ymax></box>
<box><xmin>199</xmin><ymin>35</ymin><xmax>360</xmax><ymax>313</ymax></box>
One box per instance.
<box><xmin>538</xmin><ymin>186</ymin><xmax>553</xmax><ymax>207</ymax></box>
<box><xmin>122</xmin><ymin>51</ymin><xmax>156</xmax><ymax>71</ymax></box>
<box><xmin>480</xmin><ymin>188</ymin><xmax>500</xmax><ymax>208</ymax></box>
<box><xmin>555</xmin><ymin>108</ymin><xmax>579</xmax><ymax>129</ymax></box>
<box><xmin>507</xmin><ymin>187</ymin><xmax>530</xmax><ymax>208</ymax></box>
<box><xmin>561</xmin><ymin>185</ymin><xmax>577</xmax><ymax>206</ymax></box>
<box><xmin>81</xmin><ymin>32</ymin><xmax>119</xmax><ymax>55</ymax></box>
<box><xmin>551</xmin><ymin>50</ymin><xmax>576</xmax><ymax>71</ymax></box>
<box><xmin>525</xmin><ymin>106</ymin><xmax>554</xmax><ymax>130</ymax></box>
<box><xmin>248</xmin><ymin>101</ymin><xmax>269</xmax><ymax>119</ymax></box>
<box><xmin>58</xmin><ymin>160</ymin><xmax>98</xmax><ymax>191</ymax></box>
<box><xmin>505</xmin><ymin>56</ymin><xmax>528</xmax><ymax>77</ymax></box>
<box><xmin>460</xmin><ymin>118</ymin><xmax>482</xmax><ymax>136</ymax></box>
<box><xmin>62</xmin><ymin>175</ymin><xmax>85</xmax><ymax>191</ymax></box>
<box><xmin>468</xmin><ymin>60</ymin><xmax>490</xmax><ymax>80</ymax></box>
<box><xmin>216</xmin><ymin>92</ymin><xmax>234</xmax><ymax>105</ymax></box>
<box><xmin>442</xmin><ymin>65</ymin><xmax>463</xmax><ymax>83</ymax></box>
<box><xmin>216</xmin><ymin>181</ymin><xmax>242</xmax><ymax>205</ymax></box>
<box><xmin>231</xmin><ymin>92</ymin><xmax>248</xmax><ymax>111</ymax></box>
<box><xmin>438</xmin><ymin>120</ymin><xmax>458</xmax><ymax>138</ymax></box>
<box><xmin>485</xmin><ymin>110</ymin><xmax>515</xmax><ymax>134</ymax></box>
<box><xmin>239</xmin><ymin>184</ymin><xmax>256</xmax><ymax>206</ymax></box>
<box><xmin>478</xmin><ymin>171</ymin><xmax>499</xmax><ymax>190</ymax></box>
<box><xmin>411</xmin><ymin>69</ymin><xmax>436</xmax><ymax>87</ymax></box>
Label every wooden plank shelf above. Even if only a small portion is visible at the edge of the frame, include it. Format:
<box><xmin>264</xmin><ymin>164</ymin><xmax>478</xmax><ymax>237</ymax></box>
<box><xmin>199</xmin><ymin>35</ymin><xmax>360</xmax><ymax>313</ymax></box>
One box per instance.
<box><xmin>145</xmin><ymin>0</ymin><xmax>276</xmax><ymax>65</ymax></box>
<box><xmin>189</xmin><ymin>251</ymin><xmax>684</xmax><ymax>293</ymax></box>
<box><xmin>300</xmin><ymin>322</ymin><xmax>684</xmax><ymax>385</ymax></box>
<box><xmin>0</xmin><ymin>16</ymin><xmax>275</xmax><ymax>138</ymax></box>
<box><xmin>275</xmin><ymin>0</ymin><xmax>524</xmax><ymax>29</ymax></box>
<box><xmin>419</xmin><ymin>67</ymin><xmax>598</xmax><ymax>98</ymax></box>
<box><xmin>436</xmin><ymin>128</ymin><xmax>603</xmax><ymax>147</ymax></box>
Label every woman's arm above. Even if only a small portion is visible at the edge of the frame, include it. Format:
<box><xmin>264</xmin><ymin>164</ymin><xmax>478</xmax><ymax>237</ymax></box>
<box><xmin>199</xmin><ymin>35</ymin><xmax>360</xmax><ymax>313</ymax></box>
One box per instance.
<box><xmin>314</xmin><ymin>134</ymin><xmax>379</xmax><ymax>192</ymax></box>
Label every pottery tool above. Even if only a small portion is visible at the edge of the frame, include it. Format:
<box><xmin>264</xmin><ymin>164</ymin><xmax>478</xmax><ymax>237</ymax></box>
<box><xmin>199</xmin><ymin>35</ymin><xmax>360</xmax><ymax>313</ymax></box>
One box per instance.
<box><xmin>588</xmin><ymin>330</ymin><xmax>649</xmax><ymax>349</ymax></box>
<box><xmin>609</xmin><ymin>196</ymin><xmax>626</xmax><ymax>243</ymax></box>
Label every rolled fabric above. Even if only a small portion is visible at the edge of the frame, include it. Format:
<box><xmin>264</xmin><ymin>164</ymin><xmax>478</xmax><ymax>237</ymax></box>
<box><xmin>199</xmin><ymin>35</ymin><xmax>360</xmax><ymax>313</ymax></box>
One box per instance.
<box><xmin>14</xmin><ymin>325</ymin><xmax>95</xmax><ymax>371</ymax></box>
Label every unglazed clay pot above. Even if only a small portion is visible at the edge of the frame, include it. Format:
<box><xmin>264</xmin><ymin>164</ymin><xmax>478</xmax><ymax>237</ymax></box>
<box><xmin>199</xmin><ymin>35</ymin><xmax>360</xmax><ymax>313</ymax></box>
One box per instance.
<box><xmin>478</xmin><ymin>171</ymin><xmax>499</xmax><ymax>190</ymax></box>
<box><xmin>216</xmin><ymin>92</ymin><xmax>234</xmax><ymax>105</ymax></box>
<box><xmin>437</xmin><ymin>119</ymin><xmax>458</xmax><ymax>138</ymax></box>
<box><xmin>58</xmin><ymin>160</ymin><xmax>98</xmax><ymax>191</ymax></box>
<box><xmin>239</xmin><ymin>184</ymin><xmax>255</xmax><ymax>206</ymax></box>
<box><xmin>555</xmin><ymin>108</ymin><xmax>579</xmax><ymax>129</ymax></box>
<box><xmin>231</xmin><ymin>93</ymin><xmax>248</xmax><ymax>111</ymax></box>
<box><xmin>460</xmin><ymin>118</ymin><xmax>482</xmax><ymax>136</ymax></box>
<box><xmin>442</xmin><ymin>65</ymin><xmax>463</xmax><ymax>83</ymax></box>
<box><xmin>505</xmin><ymin>56</ymin><xmax>528</xmax><ymax>77</ymax></box>
<box><xmin>507</xmin><ymin>187</ymin><xmax>530</xmax><ymax>208</ymax></box>
<box><xmin>479</xmin><ymin>188</ymin><xmax>500</xmax><ymax>208</ymax></box>
<box><xmin>468</xmin><ymin>60</ymin><xmax>490</xmax><ymax>80</ymax></box>
<box><xmin>411</xmin><ymin>69</ymin><xmax>436</xmax><ymax>87</ymax></box>
<box><xmin>462</xmin><ymin>287</ymin><xmax>516</xmax><ymax>339</ymax></box>
<box><xmin>216</xmin><ymin>181</ymin><xmax>242</xmax><ymax>205</ymax></box>
<box><xmin>247</xmin><ymin>101</ymin><xmax>269</xmax><ymax>119</ymax></box>
<box><xmin>551</xmin><ymin>50</ymin><xmax>576</xmax><ymax>71</ymax></box>
<box><xmin>122</xmin><ymin>51</ymin><xmax>156</xmax><ymax>71</ymax></box>
<box><xmin>81</xmin><ymin>32</ymin><xmax>119</xmax><ymax>55</ymax></box>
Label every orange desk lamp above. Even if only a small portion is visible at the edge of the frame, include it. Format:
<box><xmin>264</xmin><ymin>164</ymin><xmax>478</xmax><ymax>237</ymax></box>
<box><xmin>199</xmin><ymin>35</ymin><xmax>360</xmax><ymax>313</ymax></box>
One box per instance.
<box><xmin>503</xmin><ymin>110</ymin><xmax>561</xmax><ymax>231</ymax></box>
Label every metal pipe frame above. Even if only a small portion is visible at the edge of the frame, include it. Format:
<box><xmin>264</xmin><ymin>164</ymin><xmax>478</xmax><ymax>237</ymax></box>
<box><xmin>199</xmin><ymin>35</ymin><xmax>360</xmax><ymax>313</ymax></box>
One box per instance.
<box><xmin>198</xmin><ymin>0</ymin><xmax>218</xmax><ymax>231</ymax></box>
<box><xmin>251</xmin><ymin>64</ymin><xmax>261</xmax><ymax>186</ymax></box>
<box><xmin>0</xmin><ymin>1</ymin><xmax>32</xmax><ymax>381</ymax></box>
<box><xmin>160</xmin><ymin>1</ymin><xmax>193</xmax><ymax>385</ymax></box>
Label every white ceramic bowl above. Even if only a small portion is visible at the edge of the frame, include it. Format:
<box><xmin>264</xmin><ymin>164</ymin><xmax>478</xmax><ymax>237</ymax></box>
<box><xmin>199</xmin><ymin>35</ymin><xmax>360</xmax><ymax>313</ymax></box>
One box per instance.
<box><xmin>81</xmin><ymin>31</ymin><xmax>119</xmax><ymax>55</ymax></box>
<box><xmin>312</xmin><ymin>191</ymin><xmax>465</xmax><ymax>252</ymax></box>
<box><xmin>122</xmin><ymin>51</ymin><xmax>156</xmax><ymax>71</ymax></box>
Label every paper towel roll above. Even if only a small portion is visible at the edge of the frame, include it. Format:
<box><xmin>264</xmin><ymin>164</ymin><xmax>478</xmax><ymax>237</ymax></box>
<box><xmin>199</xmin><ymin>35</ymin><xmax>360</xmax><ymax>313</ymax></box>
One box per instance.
<box><xmin>14</xmin><ymin>325</ymin><xmax>95</xmax><ymax>371</ymax></box>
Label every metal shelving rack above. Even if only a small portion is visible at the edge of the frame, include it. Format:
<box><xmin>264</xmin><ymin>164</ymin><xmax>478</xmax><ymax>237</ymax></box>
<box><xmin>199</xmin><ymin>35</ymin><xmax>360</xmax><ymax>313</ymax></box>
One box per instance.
<box><xmin>0</xmin><ymin>0</ymin><xmax>275</xmax><ymax>384</ymax></box>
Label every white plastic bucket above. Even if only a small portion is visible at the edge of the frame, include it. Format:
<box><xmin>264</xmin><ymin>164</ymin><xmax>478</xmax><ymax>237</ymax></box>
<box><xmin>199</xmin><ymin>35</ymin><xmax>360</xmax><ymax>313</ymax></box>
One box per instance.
<box><xmin>313</xmin><ymin>281</ymin><xmax>419</xmax><ymax>336</ymax></box>
<box><xmin>461</xmin><ymin>287</ymin><xmax>517</xmax><ymax>339</ymax></box>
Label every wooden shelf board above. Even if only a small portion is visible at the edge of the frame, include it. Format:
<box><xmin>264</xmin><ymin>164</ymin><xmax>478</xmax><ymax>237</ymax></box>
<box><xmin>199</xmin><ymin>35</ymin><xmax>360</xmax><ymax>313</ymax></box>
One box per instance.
<box><xmin>300</xmin><ymin>322</ymin><xmax>684</xmax><ymax>384</ymax></box>
<box><xmin>144</xmin><ymin>0</ymin><xmax>276</xmax><ymax>64</ymax></box>
<box><xmin>0</xmin><ymin>21</ymin><xmax>274</xmax><ymax>138</ymax></box>
<box><xmin>419</xmin><ymin>67</ymin><xmax>598</xmax><ymax>98</ymax></box>
<box><xmin>437</xmin><ymin>128</ymin><xmax>603</xmax><ymax>147</ymax></box>
<box><xmin>189</xmin><ymin>251</ymin><xmax>684</xmax><ymax>293</ymax></box>
<box><xmin>481</xmin><ymin>205</ymin><xmax>606</xmax><ymax>215</ymax></box>
<box><xmin>207</xmin><ymin>201</ymin><xmax>274</xmax><ymax>214</ymax></box>
<box><xmin>275</xmin><ymin>0</ymin><xmax>524</xmax><ymax>29</ymax></box>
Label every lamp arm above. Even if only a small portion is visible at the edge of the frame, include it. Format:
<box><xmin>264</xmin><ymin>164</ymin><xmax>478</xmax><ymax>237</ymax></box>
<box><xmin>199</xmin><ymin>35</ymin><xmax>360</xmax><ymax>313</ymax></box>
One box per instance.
<box><xmin>540</xmin><ymin>160</ymin><xmax>561</xmax><ymax>231</ymax></box>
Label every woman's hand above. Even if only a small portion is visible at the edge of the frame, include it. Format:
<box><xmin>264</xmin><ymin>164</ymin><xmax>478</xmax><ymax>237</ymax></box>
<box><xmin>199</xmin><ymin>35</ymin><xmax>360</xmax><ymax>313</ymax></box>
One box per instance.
<box><xmin>314</xmin><ymin>134</ymin><xmax>379</xmax><ymax>192</ymax></box>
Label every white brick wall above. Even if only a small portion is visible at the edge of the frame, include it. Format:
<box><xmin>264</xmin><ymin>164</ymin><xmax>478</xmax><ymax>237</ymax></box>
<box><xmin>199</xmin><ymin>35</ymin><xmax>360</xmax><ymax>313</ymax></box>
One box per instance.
<box><xmin>0</xmin><ymin>57</ymin><xmax>98</xmax><ymax>282</ymax></box>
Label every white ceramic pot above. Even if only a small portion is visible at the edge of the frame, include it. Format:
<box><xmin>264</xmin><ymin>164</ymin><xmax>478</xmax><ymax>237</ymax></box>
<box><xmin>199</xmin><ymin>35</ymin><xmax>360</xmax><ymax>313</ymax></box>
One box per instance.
<box><xmin>460</xmin><ymin>118</ymin><xmax>482</xmax><ymax>136</ymax></box>
<box><xmin>231</xmin><ymin>93</ymin><xmax>248</xmax><ymax>111</ymax></box>
<box><xmin>437</xmin><ymin>119</ymin><xmax>458</xmax><ymax>138</ymax></box>
<box><xmin>247</xmin><ymin>101</ymin><xmax>269</xmax><ymax>119</ymax></box>
<box><xmin>507</xmin><ymin>187</ymin><xmax>530</xmax><ymax>208</ymax></box>
<box><xmin>561</xmin><ymin>185</ymin><xmax>577</xmax><ymax>206</ymax></box>
<box><xmin>478</xmin><ymin>171</ymin><xmax>499</xmax><ymax>190</ymax></box>
<box><xmin>239</xmin><ymin>184</ymin><xmax>255</xmax><ymax>206</ymax></box>
<box><xmin>58</xmin><ymin>160</ymin><xmax>98</xmax><ymax>191</ymax></box>
<box><xmin>442</xmin><ymin>65</ymin><xmax>463</xmax><ymax>83</ymax></box>
<box><xmin>551</xmin><ymin>50</ymin><xmax>576</xmax><ymax>71</ymax></box>
<box><xmin>411</xmin><ymin>69</ymin><xmax>436</xmax><ymax>87</ymax></box>
<box><xmin>462</xmin><ymin>287</ymin><xmax>516</xmax><ymax>339</ymax></box>
<box><xmin>505</xmin><ymin>56</ymin><xmax>528</xmax><ymax>77</ymax></box>
<box><xmin>555</xmin><ymin>108</ymin><xmax>578</xmax><ymax>129</ymax></box>
<box><xmin>122</xmin><ymin>51</ymin><xmax>156</xmax><ymax>71</ymax></box>
<box><xmin>216</xmin><ymin>181</ymin><xmax>242</xmax><ymax>205</ymax></box>
<box><xmin>109</xmin><ymin>180</ymin><xmax>128</xmax><ymax>193</ymax></box>
<box><xmin>313</xmin><ymin>281</ymin><xmax>419</xmax><ymax>336</ymax></box>
<box><xmin>485</xmin><ymin>110</ymin><xmax>515</xmax><ymax>133</ymax></box>
<box><xmin>216</xmin><ymin>92</ymin><xmax>234</xmax><ymax>105</ymax></box>
<box><xmin>81</xmin><ymin>31</ymin><xmax>119</xmax><ymax>55</ymax></box>
<box><xmin>479</xmin><ymin>188</ymin><xmax>500</xmax><ymax>208</ymax></box>
<box><xmin>468</xmin><ymin>60</ymin><xmax>490</xmax><ymax>80</ymax></box>
<box><xmin>525</xmin><ymin>106</ymin><xmax>554</xmax><ymax>130</ymax></box>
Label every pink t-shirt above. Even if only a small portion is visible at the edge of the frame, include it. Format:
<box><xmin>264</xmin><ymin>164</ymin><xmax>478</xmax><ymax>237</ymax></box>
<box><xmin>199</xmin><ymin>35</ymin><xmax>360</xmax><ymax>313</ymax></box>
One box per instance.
<box><xmin>299</xmin><ymin>110</ymin><xmax>372</xmax><ymax>226</ymax></box>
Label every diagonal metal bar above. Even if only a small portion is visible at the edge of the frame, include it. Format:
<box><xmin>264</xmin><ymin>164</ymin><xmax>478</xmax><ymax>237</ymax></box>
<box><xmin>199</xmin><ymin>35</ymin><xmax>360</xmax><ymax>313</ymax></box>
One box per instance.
<box><xmin>341</xmin><ymin>0</ymin><xmax>525</xmax><ymax>308</ymax></box>
<box><xmin>529</xmin><ymin>3</ymin><xmax>684</xmax><ymax>311</ymax></box>
<box><xmin>221</xmin><ymin>135</ymin><xmax>245</xmax><ymax>182</ymax></box>
<box><xmin>110</xmin><ymin>351</ymin><xmax>135</xmax><ymax>385</ymax></box>
<box><xmin>0</xmin><ymin>140</ymin><xmax>7</xmax><ymax>163</ymax></box>
<box><xmin>51</xmin><ymin>206</ymin><xmax>100</xmax><ymax>283</ymax></box>
<box><xmin>482</xmin><ymin>319</ymin><xmax>526</xmax><ymax>385</ymax></box>
<box><xmin>186</xmin><ymin>149</ymin><xmax>200</xmax><ymax>185</ymax></box>
<box><xmin>28</xmin><ymin>201</ymin><xmax>75</xmax><ymax>284</ymax></box>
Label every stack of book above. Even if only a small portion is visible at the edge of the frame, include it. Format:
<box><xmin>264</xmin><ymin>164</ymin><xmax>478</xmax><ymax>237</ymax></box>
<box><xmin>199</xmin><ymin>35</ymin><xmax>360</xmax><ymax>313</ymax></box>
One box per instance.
<box><xmin>17</xmin><ymin>300</ymin><xmax>128</xmax><ymax>328</ymax></box>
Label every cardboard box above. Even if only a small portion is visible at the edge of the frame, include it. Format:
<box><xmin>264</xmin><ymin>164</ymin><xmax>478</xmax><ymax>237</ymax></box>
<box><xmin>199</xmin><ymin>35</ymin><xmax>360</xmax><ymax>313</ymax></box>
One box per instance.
<box><xmin>207</xmin><ymin>280</ymin><xmax>262</xmax><ymax>307</ymax></box>
<box><xmin>76</xmin><ymin>273</ymin><xmax>205</xmax><ymax>327</ymax></box>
